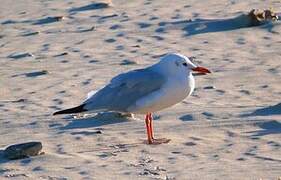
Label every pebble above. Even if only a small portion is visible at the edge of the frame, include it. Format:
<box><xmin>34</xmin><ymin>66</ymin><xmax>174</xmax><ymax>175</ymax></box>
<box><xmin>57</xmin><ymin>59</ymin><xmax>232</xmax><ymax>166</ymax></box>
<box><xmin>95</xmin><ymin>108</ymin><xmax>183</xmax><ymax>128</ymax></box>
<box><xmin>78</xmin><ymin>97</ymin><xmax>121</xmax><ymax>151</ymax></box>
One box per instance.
<box><xmin>3</xmin><ymin>141</ymin><xmax>43</xmax><ymax>160</ymax></box>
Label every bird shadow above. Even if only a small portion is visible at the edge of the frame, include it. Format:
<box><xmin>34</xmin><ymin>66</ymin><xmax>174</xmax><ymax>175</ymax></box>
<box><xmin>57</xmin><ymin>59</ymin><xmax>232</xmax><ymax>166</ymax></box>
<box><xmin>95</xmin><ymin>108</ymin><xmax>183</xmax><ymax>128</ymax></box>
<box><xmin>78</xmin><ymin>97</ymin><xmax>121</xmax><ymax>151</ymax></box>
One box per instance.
<box><xmin>0</xmin><ymin>150</ymin><xmax>9</xmax><ymax>164</ymax></box>
<box><xmin>59</xmin><ymin>112</ymin><xmax>130</xmax><ymax>130</ymax></box>
<box><xmin>241</xmin><ymin>102</ymin><xmax>281</xmax><ymax>117</ymax></box>
<box><xmin>246</xmin><ymin>120</ymin><xmax>281</xmax><ymax>137</ymax></box>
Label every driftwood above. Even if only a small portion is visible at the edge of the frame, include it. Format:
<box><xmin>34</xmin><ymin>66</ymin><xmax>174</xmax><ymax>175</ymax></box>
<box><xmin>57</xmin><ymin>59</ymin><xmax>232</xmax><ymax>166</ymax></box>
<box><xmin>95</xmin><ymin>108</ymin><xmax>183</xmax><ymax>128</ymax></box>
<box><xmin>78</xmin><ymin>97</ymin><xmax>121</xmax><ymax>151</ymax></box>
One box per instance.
<box><xmin>248</xmin><ymin>9</ymin><xmax>279</xmax><ymax>26</ymax></box>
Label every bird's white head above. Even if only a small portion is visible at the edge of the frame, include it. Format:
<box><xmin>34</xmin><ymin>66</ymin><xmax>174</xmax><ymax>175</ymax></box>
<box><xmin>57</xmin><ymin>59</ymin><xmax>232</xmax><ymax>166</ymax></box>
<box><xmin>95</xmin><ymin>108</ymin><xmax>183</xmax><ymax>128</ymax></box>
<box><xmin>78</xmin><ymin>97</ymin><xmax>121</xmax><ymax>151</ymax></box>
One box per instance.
<box><xmin>153</xmin><ymin>53</ymin><xmax>211</xmax><ymax>76</ymax></box>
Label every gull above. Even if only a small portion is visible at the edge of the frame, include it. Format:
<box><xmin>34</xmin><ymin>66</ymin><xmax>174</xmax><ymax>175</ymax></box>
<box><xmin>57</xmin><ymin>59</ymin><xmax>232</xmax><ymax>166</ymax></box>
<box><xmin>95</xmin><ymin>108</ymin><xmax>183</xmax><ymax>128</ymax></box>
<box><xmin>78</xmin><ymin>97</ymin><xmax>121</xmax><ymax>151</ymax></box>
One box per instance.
<box><xmin>53</xmin><ymin>53</ymin><xmax>211</xmax><ymax>144</ymax></box>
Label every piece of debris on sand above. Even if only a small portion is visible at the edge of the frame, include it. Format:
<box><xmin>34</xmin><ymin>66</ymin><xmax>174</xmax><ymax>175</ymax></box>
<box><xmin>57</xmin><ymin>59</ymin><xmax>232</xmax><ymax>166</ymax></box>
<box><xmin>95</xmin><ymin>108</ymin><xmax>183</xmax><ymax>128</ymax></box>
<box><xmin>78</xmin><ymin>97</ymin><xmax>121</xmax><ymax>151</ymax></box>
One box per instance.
<box><xmin>3</xmin><ymin>141</ymin><xmax>43</xmax><ymax>160</ymax></box>
<box><xmin>247</xmin><ymin>9</ymin><xmax>279</xmax><ymax>26</ymax></box>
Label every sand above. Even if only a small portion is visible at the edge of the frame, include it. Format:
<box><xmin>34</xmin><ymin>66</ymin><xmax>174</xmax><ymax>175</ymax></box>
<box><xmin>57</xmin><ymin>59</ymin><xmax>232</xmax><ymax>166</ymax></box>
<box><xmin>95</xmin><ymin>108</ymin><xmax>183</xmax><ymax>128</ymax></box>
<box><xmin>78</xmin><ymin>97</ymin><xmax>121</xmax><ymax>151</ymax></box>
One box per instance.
<box><xmin>0</xmin><ymin>0</ymin><xmax>280</xmax><ymax>179</ymax></box>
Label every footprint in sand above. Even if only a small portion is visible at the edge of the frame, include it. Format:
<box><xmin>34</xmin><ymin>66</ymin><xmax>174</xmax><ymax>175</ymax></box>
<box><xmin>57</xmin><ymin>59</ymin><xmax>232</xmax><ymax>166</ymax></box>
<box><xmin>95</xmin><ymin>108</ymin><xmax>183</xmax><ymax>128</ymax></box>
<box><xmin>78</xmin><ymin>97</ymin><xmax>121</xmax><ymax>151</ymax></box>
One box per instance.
<box><xmin>8</xmin><ymin>52</ymin><xmax>34</xmax><ymax>60</ymax></box>
<box><xmin>267</xmin><ymin>141</ymin><xmax>281</xmax><ymax>148</ymax></box>
<box><xmin>260</xmin><ymin>85</ymin><xmax>269</xmax><ymax>89</ymax></box>
<box><xmin>79</xmin><ymin>171</ymin><xmax>88</xmax><ymax>175</ymax></box>
<box><xmin>137</xmin><ymin>22</ymin><xmax>151</xmax><ymax>29</ymax></box>
<box><xmin>268</xmin><ymin>67</ymin><xmax>279</xmax><ymax>74</ymax></box>
<box><xmin>237</xmin><ymin>157</ymin><xmax>246</xmax><ymax>161</ymax></box>
<box><xmin>236</xmin><ymin>37</ymin><xmax>246</xmax><ymax>45</ymax></box>
<box><xmin>155</xmin><ymin>27</ymin><xmax>165</xmax><ymax>33</ymax></box>
<box><xmin>184</xmin><ymin>142</ymin><xmax>197</xmax><ymax>146</ymax></box>
<box><xmin>88</xmin><ymin>59</ymin><xmax>99</xmax><ymax>63</ymax></box>
<box><xmin>239</xmin><ymin>89</ymin><xmax>251</xmax><ymax>95</ymax></box>
<box><xmin>24</xmin><ymin>70</ymin><xmax>48</xmax><ymax>78</ymax></box>
<box><xmin>215</xmin><ymin>89</ymin><xmax>226</xmax><ymax>95</ymax></box>
<box><xmin>69</xmin><ymin>2</ymin><xmax>111</xmax><ymax>13</ymax></box>
<box><xmin>263</xmin><ymin>36</ymin><xmax>271</xmax><ymax>40</ymax></box>
<box><xmin>179</xmin><ymin>114</ymin><xmax>193</xmax><ymax>121</ymax></box>
<box><xmin>54</xmin><ymin>52</ymin><xmax>68</xmax><ymax>57</ymax></box>
<box><xmin>149</xmin><ymin>16</ymin><xmax>159</xmax><ymax>21</ymax></box>
<box><xmin>143</xmin><ymin>0</ymin><xmax>152</xmax><ymax>6</ymax></box>
<box><xmin>244</xmin><ymin>145</ymin><xmax>258</xmax><ymax>156</ymax></box>
<box><xmin>167</xmin><ymin>156</ymin><xmax>177</xmax><ymax>164</ymax></box>
<box><xmin>32</xmin><ymin>166</ymin><xmax>44</xmax><ymax>171</ymax></box>
<box><xmin>171</xmin><ymin>151</ymin><xmax>181</xmax><ymax>155</ymax></box>
<box><xmin>202</xmin><ymin>111</ymin><xmax>215</xmax><ymax>119</ymax></box>
<box><xmin>56</xmin><ymin>144</ymin><xmax>66</xmax><ymax>154</ymax></box>
<box><xmin>82</xmin><ymin>54</ymin><xmax>91</xmax><ymax>58</ymax></box>
<box><xmin>105</xmin><ymin>38</ymin><xmax>116</xmax><ymax>43</ymax></box>
<box><xmin>120</xmin><ymin>59</ymin><xmax>137</xmax><ymax>65</ymax></box>
<box><xmin>115</xmin><ymin>45</ymin><xmax>124</xmax><ymax>50</ymax></box>
<box><xmin>82</xmin><ymin>79</ymin><xmax>92</xmax><ymax>86</ymax></box>
<box><xmin>110</xmin><ymin>24</ymin><xmax>122</xmax><ymax>30</ymax></box>
<box><xmin>70</xmin><ymin>130</ymin><xmax>103</xmax><ymax>136</ymax></box>
<box><xmin>152</xmin><ymin>35</ymin><xmax>164</xmax><ymax>41</ymax></box>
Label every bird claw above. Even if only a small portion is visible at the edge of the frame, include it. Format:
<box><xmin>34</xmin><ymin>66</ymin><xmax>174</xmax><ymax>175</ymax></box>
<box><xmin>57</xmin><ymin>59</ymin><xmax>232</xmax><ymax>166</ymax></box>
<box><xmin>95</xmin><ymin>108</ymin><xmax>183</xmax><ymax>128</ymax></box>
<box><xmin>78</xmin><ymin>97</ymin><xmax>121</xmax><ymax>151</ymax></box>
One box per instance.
<box><xmin>145</xmin><ymin>138</ymin><xmax>171</xmax><ymax>145</ymax></box>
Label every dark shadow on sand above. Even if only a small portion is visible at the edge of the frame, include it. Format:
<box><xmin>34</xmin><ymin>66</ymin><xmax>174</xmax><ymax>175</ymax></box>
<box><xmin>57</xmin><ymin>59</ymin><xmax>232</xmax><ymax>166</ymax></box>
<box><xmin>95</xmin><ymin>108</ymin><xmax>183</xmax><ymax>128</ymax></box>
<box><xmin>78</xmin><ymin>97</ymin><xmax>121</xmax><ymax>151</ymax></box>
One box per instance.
<box><xmin>182</xmin><ymin>15</ymin><xmax>273</xmax><ymax>36</ymax></box>
<box><xmin>179</xmin><ymin>114</ymin><xmax>194</xmax><ymax>122</ymax></box>
<box><xmin>59</xmin><ymin>112</ymin><xmax>129</xmax><ymax>130</ymax></box>
<box><xmin>32</xmin><ymin>16</ymin><xmax>63</xmax><ymax>25</ymax></box>
<box><xmin>69</xmin><ymin>2</ymin><xmax>110</xmax><ymax>12</ymax></box>
<box><xmin>242</xmin><ymin>103</ymin><xmax>281</xmax><ymax>117</ymax></box>
<box><xmin>0</xmin><ymin>150</ymin><xmax>9</xmax><ymax>164</ymax></box>
<box><xmin>157</xmin><ymin>12</ymin><xmax>280</xmax><ymax>36</ymax></box>
<box><xmin>246</xmin><ymin>120</ymin><xmax>281</xmax><ymax>136</ymax></box>
<box><xmin>1</xmin><ymin>16</ymin><xmax>63</xmax><ymax>26</ymax></box>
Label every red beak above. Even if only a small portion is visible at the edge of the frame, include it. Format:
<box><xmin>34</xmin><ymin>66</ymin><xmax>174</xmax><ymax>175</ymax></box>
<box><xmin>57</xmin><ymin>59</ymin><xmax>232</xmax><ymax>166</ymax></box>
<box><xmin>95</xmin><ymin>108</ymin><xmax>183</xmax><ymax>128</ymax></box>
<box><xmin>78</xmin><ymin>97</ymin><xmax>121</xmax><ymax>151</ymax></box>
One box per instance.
<box><xmin>192</xmin><ymin>66</ymin><xmax>211</xmax><ymax>74</ymax></box>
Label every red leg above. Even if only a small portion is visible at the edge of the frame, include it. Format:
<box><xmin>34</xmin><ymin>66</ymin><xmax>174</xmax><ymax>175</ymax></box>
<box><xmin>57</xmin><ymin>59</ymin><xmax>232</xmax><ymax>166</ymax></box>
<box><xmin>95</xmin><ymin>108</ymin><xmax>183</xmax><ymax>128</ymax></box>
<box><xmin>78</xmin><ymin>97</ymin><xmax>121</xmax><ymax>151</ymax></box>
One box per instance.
<box><xmin>145</xmin><ymin>113</ymin><xmax>171</xmax><ymax>145</ymax></box>
<box><xmin>145</xmin><ymin>114</ymin><xmax>153</xmax><ymax>144</ymax></box>
<box><xmin>148</xmin><ymin>113</ymin><xmax>154</xmax><ymax>139</ymax></box>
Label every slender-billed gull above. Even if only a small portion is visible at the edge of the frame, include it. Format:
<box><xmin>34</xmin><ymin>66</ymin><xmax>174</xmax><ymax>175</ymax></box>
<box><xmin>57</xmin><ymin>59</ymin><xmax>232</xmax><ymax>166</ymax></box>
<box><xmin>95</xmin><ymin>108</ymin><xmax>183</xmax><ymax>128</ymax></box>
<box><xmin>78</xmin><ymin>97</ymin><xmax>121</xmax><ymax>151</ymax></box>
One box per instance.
<box><xmin>54</xmin><ymin>53</ymin><xmax>211</xmax><ymax>144</ymax></box>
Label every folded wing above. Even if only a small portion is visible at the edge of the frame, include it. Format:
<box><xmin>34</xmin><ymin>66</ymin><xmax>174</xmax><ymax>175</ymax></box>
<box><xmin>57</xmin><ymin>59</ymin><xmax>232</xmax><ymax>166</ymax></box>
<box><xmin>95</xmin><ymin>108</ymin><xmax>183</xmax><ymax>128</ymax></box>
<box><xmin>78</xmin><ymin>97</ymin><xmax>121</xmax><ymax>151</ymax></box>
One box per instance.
<box><xmin>83</xmin><ymin>68</ymin><xmax>166</xmax><ymax>113</ymax></box>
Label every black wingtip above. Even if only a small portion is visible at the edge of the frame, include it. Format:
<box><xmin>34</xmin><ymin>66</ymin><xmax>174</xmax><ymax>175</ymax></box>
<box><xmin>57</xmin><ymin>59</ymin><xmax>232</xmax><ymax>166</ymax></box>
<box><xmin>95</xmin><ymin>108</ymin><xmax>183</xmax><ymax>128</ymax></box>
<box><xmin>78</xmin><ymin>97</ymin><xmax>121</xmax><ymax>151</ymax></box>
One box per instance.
<box><xmin>53</xmin><ymin>104</ymin><xmax>87</xmax><ymax>115</ymax></box>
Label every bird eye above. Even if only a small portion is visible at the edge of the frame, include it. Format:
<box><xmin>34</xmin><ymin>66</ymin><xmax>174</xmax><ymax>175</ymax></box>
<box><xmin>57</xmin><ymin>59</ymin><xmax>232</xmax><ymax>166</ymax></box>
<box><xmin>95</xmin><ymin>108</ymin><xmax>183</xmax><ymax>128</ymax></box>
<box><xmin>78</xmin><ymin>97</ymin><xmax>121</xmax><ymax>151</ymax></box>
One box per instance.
<box><xmin>182</xmin><ymin>62</ymin><xmax>187</xmax><ymax>66</ymax></box>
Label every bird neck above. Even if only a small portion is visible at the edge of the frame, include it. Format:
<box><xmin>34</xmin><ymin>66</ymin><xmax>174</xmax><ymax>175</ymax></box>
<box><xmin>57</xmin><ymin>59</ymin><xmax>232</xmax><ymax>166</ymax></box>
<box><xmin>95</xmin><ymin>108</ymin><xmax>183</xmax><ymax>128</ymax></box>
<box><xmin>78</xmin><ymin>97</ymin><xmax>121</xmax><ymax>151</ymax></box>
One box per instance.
<box><xmin>187</xmin><ymin>73</ymin><xmax>195</xmax><ymax>96</ymax></box>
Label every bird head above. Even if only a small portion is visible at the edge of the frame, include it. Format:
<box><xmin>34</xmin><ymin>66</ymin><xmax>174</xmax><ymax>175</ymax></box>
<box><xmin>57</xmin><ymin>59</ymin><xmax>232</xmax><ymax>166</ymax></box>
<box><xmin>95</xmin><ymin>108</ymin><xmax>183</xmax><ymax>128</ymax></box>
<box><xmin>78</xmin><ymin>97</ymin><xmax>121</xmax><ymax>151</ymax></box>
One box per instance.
<box><xmin>156</xmin><ymin>53</ymin><xmax>211</xmax><ymax>76</ymax></box>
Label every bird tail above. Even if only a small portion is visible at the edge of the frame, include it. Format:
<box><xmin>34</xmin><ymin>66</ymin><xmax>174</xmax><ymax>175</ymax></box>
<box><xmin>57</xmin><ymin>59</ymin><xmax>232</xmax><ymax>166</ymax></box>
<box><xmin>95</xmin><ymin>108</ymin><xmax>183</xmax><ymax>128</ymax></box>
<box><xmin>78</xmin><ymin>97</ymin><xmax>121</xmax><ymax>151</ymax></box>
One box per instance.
<box><xmin>53</xmin><ymin>104</ymin><xmax>87</xmax><ymax>115</ymax></box>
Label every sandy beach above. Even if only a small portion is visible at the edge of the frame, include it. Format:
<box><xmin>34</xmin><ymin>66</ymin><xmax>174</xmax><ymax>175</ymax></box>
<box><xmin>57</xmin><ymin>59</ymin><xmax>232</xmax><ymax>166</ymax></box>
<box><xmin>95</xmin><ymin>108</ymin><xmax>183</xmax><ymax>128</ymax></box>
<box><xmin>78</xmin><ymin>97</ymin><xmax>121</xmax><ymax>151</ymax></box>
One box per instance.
<box><xmin>0</xmin><ymin>0</ymin><xmax>280</xmax><ymax>179</ymax></box>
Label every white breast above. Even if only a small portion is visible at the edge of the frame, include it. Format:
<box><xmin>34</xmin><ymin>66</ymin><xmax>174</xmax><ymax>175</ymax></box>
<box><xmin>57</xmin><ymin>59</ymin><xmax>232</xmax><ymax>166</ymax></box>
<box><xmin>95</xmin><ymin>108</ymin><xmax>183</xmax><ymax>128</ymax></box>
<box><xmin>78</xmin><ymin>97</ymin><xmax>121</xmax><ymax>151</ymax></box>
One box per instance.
<box><xmin>130</xmin><ymin>74</ymin><xmax>195</xmax><ymax>114</ymax></box>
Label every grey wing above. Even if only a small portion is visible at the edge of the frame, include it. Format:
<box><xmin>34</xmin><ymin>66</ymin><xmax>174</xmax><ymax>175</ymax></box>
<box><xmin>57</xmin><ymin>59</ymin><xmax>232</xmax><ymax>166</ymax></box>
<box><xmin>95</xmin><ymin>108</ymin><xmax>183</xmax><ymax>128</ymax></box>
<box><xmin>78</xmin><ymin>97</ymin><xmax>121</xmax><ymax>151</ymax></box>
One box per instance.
<box><xmin>83</xmin><ymin>68</ymin><xmax>166</xmax><ymax>112</ymax></box>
